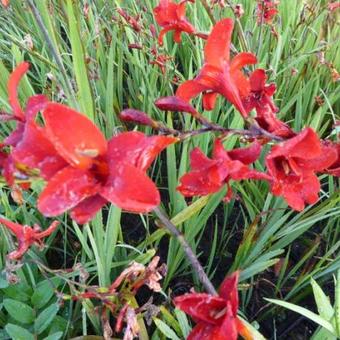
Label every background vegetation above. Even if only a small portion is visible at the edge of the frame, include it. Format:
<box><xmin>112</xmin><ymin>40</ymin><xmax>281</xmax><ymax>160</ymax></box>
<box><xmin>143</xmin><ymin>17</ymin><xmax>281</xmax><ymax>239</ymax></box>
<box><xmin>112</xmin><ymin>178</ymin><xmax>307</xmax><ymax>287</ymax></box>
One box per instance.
<box><xmin>0</xmin><ymin>0</ymin><xmax>339</xmax><ymax>339</ymax></box>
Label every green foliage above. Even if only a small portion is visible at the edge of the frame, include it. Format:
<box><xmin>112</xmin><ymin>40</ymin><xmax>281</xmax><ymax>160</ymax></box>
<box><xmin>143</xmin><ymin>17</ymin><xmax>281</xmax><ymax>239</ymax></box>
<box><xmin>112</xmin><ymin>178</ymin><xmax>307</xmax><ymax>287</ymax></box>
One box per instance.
<box><xmin>0</xmin><ymin>0</ymin><xmax>339</xmax><ymax>338</ymax></box>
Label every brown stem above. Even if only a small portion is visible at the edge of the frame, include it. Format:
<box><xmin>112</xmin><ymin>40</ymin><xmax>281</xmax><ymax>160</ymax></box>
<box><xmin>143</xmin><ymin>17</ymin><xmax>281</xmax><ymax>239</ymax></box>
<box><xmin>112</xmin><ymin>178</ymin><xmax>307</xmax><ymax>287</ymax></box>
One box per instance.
<box><xmin>154</xmin><ymin>207</ymin><xmax>217</xmax><ymax>295</ymax></box>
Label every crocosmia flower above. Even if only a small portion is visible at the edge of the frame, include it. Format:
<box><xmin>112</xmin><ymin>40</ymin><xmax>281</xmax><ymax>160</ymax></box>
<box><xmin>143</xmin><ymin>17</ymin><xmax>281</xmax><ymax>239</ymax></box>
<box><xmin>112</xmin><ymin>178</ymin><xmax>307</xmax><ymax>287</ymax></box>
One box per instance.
<box><xmin>242</xmin><ymin>69</ymin><xmax>294</xmax><ymax>138</ymax></box>
<box><xmin>176</xmin><ymin>18</ymin><xmax>257</xmax><ymax>117</ymax></box>
<box><xmin>32</xmin><ymin>103</ymin><xmax>176</xmax><ymax>223</ymax></box>
<box><xmin>153</xmin><ymin>0</ymin><xmax>196</xmax><ymax>46</ymax></box>
<box><xmin>0</xmin><ymin>218</ymin><xmax>59</xmax><ymax>260</ymax></box>
<box><xmin>257</xmin><ymin>0</ymin><xmax>279</xmax><ymax>24</ymax></box>
<box><xmin>328</xmin><ymin>2</ymin><xmax>340</xmax><ymax>12</ymax></box>
<box><xmin>178</xmin><ymin>138</ymin><xmax>270</xmax><ymax>201</ymax></box>
<box><xmin>174</xmin><ymin>272</ymin><xmax>252</xmax><ymax>340</ymax></box>
<box><xmin>1</xmin><ymin>0</ymin><xmax>9</xmax><ymax>7</ymax></box>
<box><xmin>323</xmin><ymin>142</ymin><xmax>340</xmax><ymax>177</ymax></box>
<box><xmin>0</xmin><ymin>62</ymin><xmax>66</xmax><ymax>185</ymax></box>
<box><xmin>266</xmin><ymin>128</ymin><xmax>337</xmax><ymax>211</ymax></box>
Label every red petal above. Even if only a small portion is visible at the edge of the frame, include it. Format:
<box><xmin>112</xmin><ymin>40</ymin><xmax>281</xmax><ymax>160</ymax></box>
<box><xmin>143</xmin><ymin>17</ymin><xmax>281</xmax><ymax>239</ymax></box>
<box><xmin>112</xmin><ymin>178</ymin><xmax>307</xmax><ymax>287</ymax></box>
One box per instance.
<box><xmin>101</xmin><ymin>163</ymin><xmax>160</xmax><ymax>213</ymax></box>
<box><xmin>176</xmin><ymin>1</ymin><xmax>186</xmax><ymax>18</ymax></box>
<box><xmin>158</xmin><ymin>26</ymin><xmax>175</xmax><ymax>45</ymax></box>
<box><xmin>297</xmin><ymin>145</ymin><xmax>337</xmax><ymax>172</ymax></box>
<box><xmin>24</xmin><ymin>94</ymin><xmax>48</xmax><ymax>121</ymax></box>
<box><xmin>4</xmin><ymin>122</ymin><xmax>25</xmax><ymax>146</ymax></box>
<box><xmin>272</xmin><ymin>128</ymin><xmax>321</xmax><ymax>160</ymax></box>
<box><xmin>70</xmin><ymin>195</ymin><xmax>107</xmax><ymax>224</ymax></box>
<box><xmin>36</xmin><ymin>221</ymin><xmax>60</xmax><ymax>238</ymax></box>
<box><xmin>190</xmin><ymin>147</ymin><xmax>218</xmax><ymax>170</ymax></box>
<box><xmin>12</xmin><ymin>123</ymin><xmax>67</xmax><ymax>180</ymax></box>
<box><xmin>231</xmin><ymin>69</ymin><xmax>251</xmax><ymax>98</ymax></box>
<box><xmin>212</xmin><ymin>139</ymin><xmax>230</xmax><ymax>161</ymax></box>
<box><xmin>155</xmin><ymin>96</ymin><xmax>198</xmax><ymax>115</ymax></box>
<box><xmin>204</xmin><ymin>19</ymin><xmax>234</xmax><ymax>67</ymax></box>
<box><xmin>218</xmin><ymin>69</ymin><xmax>248</xmax><ymax>117</ymax></box>
<box><xmin>278</xmin><ymin>174</ymin><xmax>320</xmax><ymax>211</ymax></box>
<box><xmin>212</xmin><ymin>303</ymin><xmax>238</xmax><ymax>340</ymax></box>
<box><xmin>174</xmin><ymin>293</ymin><xmax>227</xmax><ymax>324</ymax></box>
<box><xmin>177</xmin><ymin>166</ymin><xmax>223</xmax><ymax>196</ymax></box>
<box><xmin>43</xmin><ymin>103</ymin><xmax>107</xmax><ymax>169</ymax></box>
<box><xmin>0</xmin><ymin>218</ymin><xmax>24</xmax><ymax>238</ymax></box>
<box><xmin>107</xmin><ymin>132</ymin><xmax>176</xmax><ymax>171</ymax></box>
<box><xmin>38</xmin><ymin>166</ymin><xmax>100</xmax><ymax>217</ymax></box>
<box><xmin>202</xmin><ymin>92</ymin><xmax>218</xmax><ymax>111</ymax></box>
<box><xmin>176</xmin><ymin>80</ymin><xmax>209</xmax><ymax>103</ymax></box>
<box><xmin>227</xmin><ymin>141</ymin><xmax>262</xmax><ymax>164</ymax></box>
<box><xmin>249</xmin><ymin>69</ymin><xmax>267</xmax><ymax>92</ymax></box>
<box><xmin>230</xmin><ymin>52</ymin><xmax>257</xmax><ymax>72</ymax></box>
<box><xmin>188</xmin><ymin>323</ymin><xmax>217</xmax><ymax>340</ymax></box>
<box><xmin>173</xmin><ymin>29</ymin><xmax>182</xmax><ymax>43</ymax></box>
<box><xmin>8</xmin><ymin>62</ymin><xmax>29</xmax><ymax>120</ymax></box>
<box><xmin>219</xmin><ymin>271</ymin><xmax>239</xmax><ymax>316</ymax></box>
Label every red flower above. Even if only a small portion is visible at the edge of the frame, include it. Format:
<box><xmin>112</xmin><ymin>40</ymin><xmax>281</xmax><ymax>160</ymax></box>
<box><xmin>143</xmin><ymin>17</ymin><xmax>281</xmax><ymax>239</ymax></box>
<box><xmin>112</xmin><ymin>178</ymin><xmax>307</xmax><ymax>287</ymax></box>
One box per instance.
<box><xmin>1</xmin><ymin>0</ymin><xmax>9</xmax><ymax>7</ymax></box>
<box><xmin>323</xmin><ymin>142</ymin><xmax>340</xmax><ymax>177</ymax></box>
<box><xmin>266</xmin><ymin>128</ymin><xmax>337</xmax><ymax>211</ymax></box>
<box><xmin>30</xmin><ymin>103</ymin><xmax>176</xmax><ymax>223</ymax></box>
<box><xmin>176</xmin><ymin>19</ymin><xmax>257</xmax><ymax>117</ymax></box>
<box><xmin>177</xmin><ymin>138</ymin><xmax>270</xmax><ymax>201</ymax></box>
<box><xmin>257</xmin><ymin>0</ymin><xmax>279</xmax><ymax>24</ymax></box>
<box><xmin>242</xmin><ymin>69</ymin><xmax>294</xmax><ymax>138</ymax></box>
<box><xmin>328</xmin><ymin>2</ymin><xmax>340</xmax><ymax>12</ymax></box>
<box><xmin>1</xmin><ymin>62</ymin><xmax>66</xmax><ymax>185</ymax></box>
<box><xmin>153</xmin><ymin>0</ymin><xmax>196</xmax><ymax>46</ymax></box>
<box><xmin>174</xmin><ymin>272</ymin><xmax>252</xmax><ymax>340</ymax></box>
<box><xmin>0</xmin><ymin>218</ymin><xmax>59</xmax><ymax>260</ymax></box>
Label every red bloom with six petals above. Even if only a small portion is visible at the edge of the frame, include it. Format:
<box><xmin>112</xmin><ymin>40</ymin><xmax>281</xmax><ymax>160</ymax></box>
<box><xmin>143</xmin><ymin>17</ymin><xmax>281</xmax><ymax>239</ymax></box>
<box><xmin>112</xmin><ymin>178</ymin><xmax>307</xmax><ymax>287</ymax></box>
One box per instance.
<box><xmin>0</xmin><ymin>218</ymin><xmax>59</xmax><ymax>260</ymax></box>
<box><xmin>266</xmin><ymin>128</ymin><xmax>337</xmax><ymax>211</ymax></box>
<box><xmin>28</xmin><ymin>103</ymin><xmax>176</xmax><ymax>223</ymax></box>
<box><xmin>176</xmin><ymin>18</ymin><xmax>257</xmax><ymax>117</ymax></box>
<box><xmin>177</xmin><ymin>138</ymin><xmax>270</xmax><ymax>201</ymax></box>
<box><xmin>153</xmin><ymin>0</ymin><xmax>196</xmax><ymax>46</ymax></box>
<box><xmin>174</xmin><ymin>272</ymin><xmax>252</xmax><ymax>340</ymax></box>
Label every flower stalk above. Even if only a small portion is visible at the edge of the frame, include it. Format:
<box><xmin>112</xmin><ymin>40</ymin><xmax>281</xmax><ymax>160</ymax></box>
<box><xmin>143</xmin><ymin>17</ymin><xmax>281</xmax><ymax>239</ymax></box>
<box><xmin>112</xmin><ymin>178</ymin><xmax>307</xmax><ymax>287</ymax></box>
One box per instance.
<box><xmin>154</xmin><ymin>206</ymin><xmax>217</xmax><ymax>295</ymax></box>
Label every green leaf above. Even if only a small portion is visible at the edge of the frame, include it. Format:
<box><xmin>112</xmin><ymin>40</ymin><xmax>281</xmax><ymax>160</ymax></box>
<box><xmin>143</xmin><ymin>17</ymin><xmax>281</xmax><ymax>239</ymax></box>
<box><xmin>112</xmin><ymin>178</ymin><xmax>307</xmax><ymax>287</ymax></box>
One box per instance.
<box><xmin>31</xmin><ymin>278</ymin><xmax>60</xmax><ymax>309</ymax></box>
<box><xmin>154</xmin><ymin>318</ymin><xmax>181</xmax><ymax>340</ymax></box>
<box><xmin>174</xmin><ymin>309</ymin><xmax>191</xmax><ymax>339</ymax></box>
<box><xmin>35</xmin><ymin>303</ymin><xmax>59</xmax><ymax>334</ymax></box>
<box><xmin>43</xmin><ymin>331</ymin><xmax>63</xmax><ymax>340</ymax></box>
<box><xmin>3</xmin><ymin>299</ymin><xmax>35</xmax><ymax>324</ymax></box>
<box><xmin>311</xmin><ymin>278</ymin><xmax>334</xmax><ymax>320</ymax></box>
<box><xmin>2</xmin><ymin>282</ymin><xmax>32</xmax><ymax>302</ymax></box>
<box><xmin>5</xmin><ymin>324</ymin><xmax>34</xmax><ymax>340</ymax></box>
<box><xmin>335</xmin><ymin>270</ymin><xmax>340</xmax><ymax>336</ymax></box>
<box><xmin>266</xmin><ymin>298</ymin><xmax>335</xmax><ymax>334</ymax></box>
<box><xmin>66</xmin><ymin>0</ymin><xmax>94</xmax><ymax>120</ymax></box>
